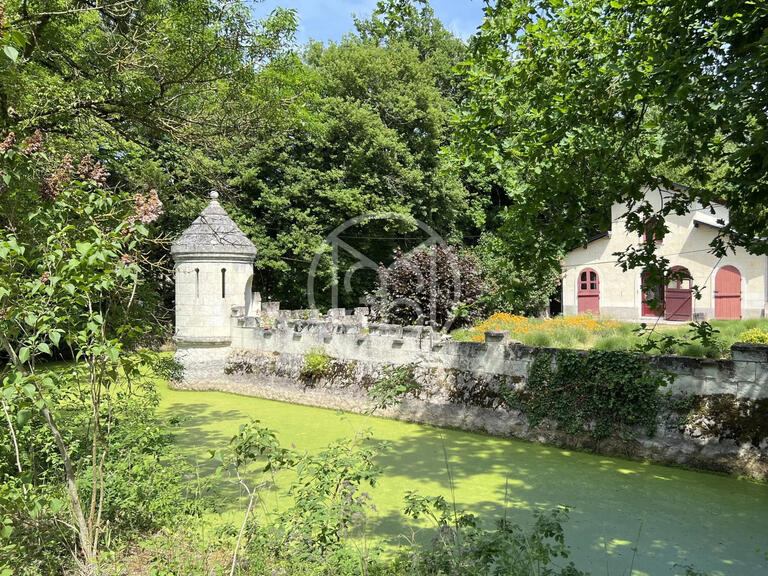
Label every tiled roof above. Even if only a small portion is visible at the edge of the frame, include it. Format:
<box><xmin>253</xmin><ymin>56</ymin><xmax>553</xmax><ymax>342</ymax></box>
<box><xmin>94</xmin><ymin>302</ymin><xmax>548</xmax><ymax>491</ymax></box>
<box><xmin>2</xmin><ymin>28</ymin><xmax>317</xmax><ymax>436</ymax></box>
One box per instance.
<box><xmin>171</xmin><ymin>192</ymin><xmax>257</xmax><ymax>259</ymax></box>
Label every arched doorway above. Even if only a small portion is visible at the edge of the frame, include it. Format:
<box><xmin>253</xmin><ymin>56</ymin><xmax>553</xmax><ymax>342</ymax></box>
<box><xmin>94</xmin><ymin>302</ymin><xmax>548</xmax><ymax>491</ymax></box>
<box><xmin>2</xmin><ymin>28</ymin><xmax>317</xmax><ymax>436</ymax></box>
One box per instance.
<box><xmin>641</xmin><ymin>270</ymin><xmax>663</xmax><ymax>317</ymax></box>
<box><xmin>665</xmin><ymin>266</ymin><xmax>692</xmax><ymax>321</ymax></box>
<box><xmin>715</xmin><ymin>265</ymin><xmax>741</xmax><ymax>319</ymax></box>
<box><xmin>577</xmin><ymin>268</ymin><xmax>600</xmax><ymax>315</ymax></box>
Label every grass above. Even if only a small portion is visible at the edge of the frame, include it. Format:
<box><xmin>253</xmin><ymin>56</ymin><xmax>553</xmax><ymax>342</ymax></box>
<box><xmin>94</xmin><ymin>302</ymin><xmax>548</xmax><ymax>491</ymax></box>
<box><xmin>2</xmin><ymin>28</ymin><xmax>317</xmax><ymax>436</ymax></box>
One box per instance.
<box><xmin>157</xmin><ymin>379</ymin><xmax>768</xmax><ymax>575</ymax></box>
<box><xmin>452</xmin><ymin>314</ymin><xmax>768</xmax><ymax>358</ymax></box>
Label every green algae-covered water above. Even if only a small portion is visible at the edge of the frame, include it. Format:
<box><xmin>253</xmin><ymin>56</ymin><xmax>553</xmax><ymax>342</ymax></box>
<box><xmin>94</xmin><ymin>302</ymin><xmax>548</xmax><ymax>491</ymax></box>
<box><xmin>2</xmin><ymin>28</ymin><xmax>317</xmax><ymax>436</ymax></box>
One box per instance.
<box><xmin>159</xmin><ymin>382</ymin><xmax>768</xmax><ymax>576</ymax></box>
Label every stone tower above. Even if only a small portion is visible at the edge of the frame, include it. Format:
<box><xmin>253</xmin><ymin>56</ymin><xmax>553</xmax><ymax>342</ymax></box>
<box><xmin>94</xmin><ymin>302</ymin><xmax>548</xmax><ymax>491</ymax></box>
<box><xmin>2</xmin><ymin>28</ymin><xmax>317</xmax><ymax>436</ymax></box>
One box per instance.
<box><xmin>171</xmin><ymin>191</ymin><xmax>257</xmax><ymax>344</ymax></box>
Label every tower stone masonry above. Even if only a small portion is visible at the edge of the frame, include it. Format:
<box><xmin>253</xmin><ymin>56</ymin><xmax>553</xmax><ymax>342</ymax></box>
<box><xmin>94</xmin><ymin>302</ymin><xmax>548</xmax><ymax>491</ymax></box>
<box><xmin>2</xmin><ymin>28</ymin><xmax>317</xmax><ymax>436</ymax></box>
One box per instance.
<box><xmin>171</xmin><ymin>191</ymin><xmax>257</xmax><ymax>343</ymax></box>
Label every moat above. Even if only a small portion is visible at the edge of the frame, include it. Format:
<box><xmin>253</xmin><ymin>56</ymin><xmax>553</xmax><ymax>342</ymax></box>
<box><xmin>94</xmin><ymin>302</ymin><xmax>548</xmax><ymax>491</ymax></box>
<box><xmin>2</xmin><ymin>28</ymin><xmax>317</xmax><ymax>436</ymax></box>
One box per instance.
<box><xmin>161</xmin><ymin>381</ymin><xmax>768</xmax><ymax>576</ymax></box>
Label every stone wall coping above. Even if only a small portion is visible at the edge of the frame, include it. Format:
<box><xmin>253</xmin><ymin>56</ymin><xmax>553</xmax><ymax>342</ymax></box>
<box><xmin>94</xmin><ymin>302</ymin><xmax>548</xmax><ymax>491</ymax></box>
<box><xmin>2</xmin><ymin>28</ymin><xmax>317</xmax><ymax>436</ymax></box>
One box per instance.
<box><xmin>173</xmin><ymin>336</ymin><xmax>232</xmax><ymax>346</ymax></box>
<box><xmin>731</xmin><ymin>342</ymin><xmax>768</xmax><ymax>351</ymax></box>
<box><xmin>731</xmin><ymin>342</ymin><xmax>768</xmax><ymax>363</ymax></box>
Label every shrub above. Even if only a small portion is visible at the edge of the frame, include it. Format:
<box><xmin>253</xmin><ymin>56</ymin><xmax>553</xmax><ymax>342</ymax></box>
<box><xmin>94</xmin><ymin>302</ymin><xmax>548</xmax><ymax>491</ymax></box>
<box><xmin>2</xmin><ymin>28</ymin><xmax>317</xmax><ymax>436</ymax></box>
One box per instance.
<box><xmin>151</xmin><ymin>354</ymin><xmax>185</xmax><ymax>382</ymax></box>
<box><xmin>679</xmin><ymin>342</ymin><xmax>707</xmax><ymax>358</ymax></box>
<box><xmin>371</xmin><ymin>244</ymin><xmax>486</xmax><ymax>330</ymax></box>
<box><xmin>593</xmin><ymin>335</ymin><xmax>633</xmax><ymax>351</ymax></box>
<box><xmin>367</xmin><ymin>363</ymin><xmax>420</xmax><ymax>411</ymax></box>
<box><xmin>300</xmin><ymin>348</ymin><xmax>332</xmax><ymax>383</ymax></box>
<box><xmin>474</xmin><ymin>232</ymin><xmax>562</xmax><ymax>316</ymax></box>
<box><xmin>0</xmin><ymin>367</ymin><xmax>194</xmax><ymax>575</ymax></box>
<box><xmin>524</xmin><ymin>331</ymin><xmax>553</xmax><ymax>347</ymax></box>
<box><xmin>739</xmin><ymin>328</ymin><xmax>768</xmax><ymax>344</ymax></box>
<box><xmin>398</xmin><ymin>493</ymin><xmax>586</xmax><ymax>576</ymax></box>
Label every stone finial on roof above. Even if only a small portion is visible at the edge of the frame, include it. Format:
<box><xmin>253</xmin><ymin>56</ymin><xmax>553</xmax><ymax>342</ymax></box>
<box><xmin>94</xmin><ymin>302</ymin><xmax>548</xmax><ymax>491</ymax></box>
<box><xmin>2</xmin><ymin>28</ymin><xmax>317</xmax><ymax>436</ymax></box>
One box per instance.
<box><xmin>170</xmin><ymin>192</ymin><xmax>257</xmax><ymax>262</ymax></box>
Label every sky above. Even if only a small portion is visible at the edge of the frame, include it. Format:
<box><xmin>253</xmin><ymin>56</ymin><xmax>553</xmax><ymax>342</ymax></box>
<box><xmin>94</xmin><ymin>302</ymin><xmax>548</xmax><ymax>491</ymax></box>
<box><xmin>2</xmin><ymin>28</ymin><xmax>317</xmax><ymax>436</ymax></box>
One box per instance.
<box><xmin>249</xmin><ymin>0</ymin><xmax>487</xmax><ymax>45</ymax></box>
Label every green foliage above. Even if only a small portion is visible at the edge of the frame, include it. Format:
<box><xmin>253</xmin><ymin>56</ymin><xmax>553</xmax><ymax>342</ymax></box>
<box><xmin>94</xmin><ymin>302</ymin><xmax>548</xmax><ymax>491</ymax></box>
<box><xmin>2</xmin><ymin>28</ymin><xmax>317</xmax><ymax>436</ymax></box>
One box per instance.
<box><xmin>0</xmin><ymin>1</ymin><xmax>296</xmax><ymax>146</ymax></box>
<box><xmin>0</xmin><ymin>127</ymin><xmax>168</xmax><ymax>568</ymax></box>
<box><xmin>456</xmin><ymin>0</ymin><xmax>768</xmax><ymax>288</ymax></box>
<box><xmin>398</xmin><ymin>493</ymin><xmax>585</xmax><ymax>576</ymax></box>
<box><xmin>300</xmin><ymin>348</ymin><xmax>332</xmax><ymax>383</ymax></box>
<box><xmin>211</xmin><ymin>418</ymin><xmax>381</xmax><ymax>574</ymax></box>
<box><xmin>739</xmin><ymin>328</ymin><xmax>768</xmax><ymax>345</ymax></box>
<box><xmin>151</xmin><ymin>354</ymin><xmax>186</xmax><ymax>383</ymax></box>
<box><xmin>0</xmin><ymin>364</ymin><xmax>193</xmax><ymax>575</ymax></box>
<box><xmin>634</xmin><ymin>322</ymin><xmax>726</xmax><ymax>359</ymax></box>
<box><xmin>588</xmin><ymin>335</ymin><xmax>629</xmax><ymax>351</ymax></box>
<box><xmin>187</xmin><ymin>2</ymin><xmax>478</xmax><ymax>309</ymax></box>
<box><xmin>275</xmin><ymin>436</ymin><xmax>379</xmax><ymax>562</ymax></box>
<box><xmin>367</xmin><ymin>363</ymin><xmax>420</xmax><ymax>411</ymax></box>
<box><xmin>475</xmin><ymin>231</ymin><xmax>562</xmax><ymax>317</ymax></box>
<box><xmin>517</xmin><ymin>350</ymin><xmax>670</xmax><ymax>439</ymax></box>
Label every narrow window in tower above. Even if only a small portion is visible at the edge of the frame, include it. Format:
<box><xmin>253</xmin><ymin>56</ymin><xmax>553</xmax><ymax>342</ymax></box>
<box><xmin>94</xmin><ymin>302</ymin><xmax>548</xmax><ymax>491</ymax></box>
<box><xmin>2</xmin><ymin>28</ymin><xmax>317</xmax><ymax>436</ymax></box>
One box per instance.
<box><xmin>221</xmin><ymin>268</ymin><xmax>226</xmax><ymax>298</ymax></box>
<box><xmin>195</xmin><ymin>268</ymin><xmax>199</xmax><ymax>298</ymax></box>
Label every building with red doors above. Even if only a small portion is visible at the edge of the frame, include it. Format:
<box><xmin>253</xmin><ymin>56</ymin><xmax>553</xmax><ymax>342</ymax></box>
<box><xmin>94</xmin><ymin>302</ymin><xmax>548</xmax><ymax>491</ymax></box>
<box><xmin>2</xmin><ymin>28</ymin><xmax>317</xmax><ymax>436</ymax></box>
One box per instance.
<box><xmin>562</xmin><ymin>187</ymin><xmax>768</xmax><ymax>321</ymax></box>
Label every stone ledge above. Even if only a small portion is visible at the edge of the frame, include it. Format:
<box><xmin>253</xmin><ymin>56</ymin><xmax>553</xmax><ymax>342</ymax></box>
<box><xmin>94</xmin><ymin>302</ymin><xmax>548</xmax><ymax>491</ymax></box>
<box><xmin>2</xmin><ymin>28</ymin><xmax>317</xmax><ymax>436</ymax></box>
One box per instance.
<box><xmin>173</xmin><ymin>336</ymin><xmax>232</xmax><ymax>345</ymax></box>
<box><xmin>731</xmin><ymin>343</ymin><xmax>768</xmax><ymax>363</ymax></box>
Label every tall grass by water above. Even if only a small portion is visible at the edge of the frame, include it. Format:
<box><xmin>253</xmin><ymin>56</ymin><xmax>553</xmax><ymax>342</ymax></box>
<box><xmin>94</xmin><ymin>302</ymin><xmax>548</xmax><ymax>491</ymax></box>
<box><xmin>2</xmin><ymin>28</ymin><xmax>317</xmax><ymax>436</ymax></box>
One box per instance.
<box><xmin>452</xmin><ymin>313</ymin><xmax>768</xmax><ymax>358</ymax></box>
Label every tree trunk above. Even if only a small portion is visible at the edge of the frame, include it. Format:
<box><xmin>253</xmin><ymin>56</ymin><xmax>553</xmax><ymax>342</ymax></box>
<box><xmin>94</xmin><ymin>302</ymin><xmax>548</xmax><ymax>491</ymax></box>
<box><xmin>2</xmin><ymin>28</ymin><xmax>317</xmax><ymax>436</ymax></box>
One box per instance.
<box><xmin>41</xmin><ymin>404</ymin><xmax>95</xmax><ymax>565</ymax></box>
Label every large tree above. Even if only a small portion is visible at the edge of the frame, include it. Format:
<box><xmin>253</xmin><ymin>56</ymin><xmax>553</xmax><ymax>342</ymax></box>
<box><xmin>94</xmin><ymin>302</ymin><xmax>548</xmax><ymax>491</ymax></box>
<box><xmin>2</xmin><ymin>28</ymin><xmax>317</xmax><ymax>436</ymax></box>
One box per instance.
<box><xmin>185</xmin><ymin>1</ymin><xmax>478</xmax><ymax>309</ymax></box>
<box><xmin>1</xmin><ymin>0</ymin><xmax>300</xmax><ymax>324</ymax></box>
<box><xmin>0</xmin><ymin>0</ymin><xmax>297</xmax><ymax>148</ymax></box>
<box><xmin>455</xmin><ymin>0</ymin><xmax>768</xmax><ymax>286</ymax></box>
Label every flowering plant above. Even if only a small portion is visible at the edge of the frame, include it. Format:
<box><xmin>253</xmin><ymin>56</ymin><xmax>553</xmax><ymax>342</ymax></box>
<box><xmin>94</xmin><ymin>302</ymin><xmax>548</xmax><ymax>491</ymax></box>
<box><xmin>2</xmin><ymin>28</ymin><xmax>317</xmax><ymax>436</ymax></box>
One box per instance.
<box><xmin>464</xmin><ymin>313</ymin><xmax>620</xmax><ymax>343</ymax></box>
<box><xmin>0</xmin><ymin>129</ymin><xmax>164</xmax><ymax>567</ymax></box>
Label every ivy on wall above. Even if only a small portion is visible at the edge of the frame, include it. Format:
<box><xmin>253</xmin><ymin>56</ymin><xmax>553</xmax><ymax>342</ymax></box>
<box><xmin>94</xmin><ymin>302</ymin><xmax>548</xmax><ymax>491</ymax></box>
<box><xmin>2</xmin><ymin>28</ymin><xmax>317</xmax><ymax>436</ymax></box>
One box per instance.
<box><xmin>516</xmin><ymin>350</ymin><xmax>672</xmax><ymax>440</ymax></box>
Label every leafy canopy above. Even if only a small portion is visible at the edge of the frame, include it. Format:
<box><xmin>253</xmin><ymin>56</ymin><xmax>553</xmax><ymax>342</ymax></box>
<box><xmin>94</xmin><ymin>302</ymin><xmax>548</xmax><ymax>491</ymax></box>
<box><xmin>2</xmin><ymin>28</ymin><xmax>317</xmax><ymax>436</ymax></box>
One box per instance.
<box><xmin>456</xmin><ymin>0</ymin><xmax>768</xmax><ymax>283</ymax></box>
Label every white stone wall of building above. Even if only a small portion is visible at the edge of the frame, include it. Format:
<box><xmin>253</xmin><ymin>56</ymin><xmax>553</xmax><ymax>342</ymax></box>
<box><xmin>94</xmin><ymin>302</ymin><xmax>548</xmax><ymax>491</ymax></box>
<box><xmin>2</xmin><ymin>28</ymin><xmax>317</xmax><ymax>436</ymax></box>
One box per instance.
<box><xmin>563</xmin><ymin>189</ymin><xmax>767</xmax><ymax>320</ymax></box>
<box><xmin>174</xmin><ymin>259</ymin><xmax>254</xmax><ymax>341</ymax></box>
<box><xmin>171</xmin><ymin>192</ymin><xmax>258</xmax><ymax>342</ymax></box>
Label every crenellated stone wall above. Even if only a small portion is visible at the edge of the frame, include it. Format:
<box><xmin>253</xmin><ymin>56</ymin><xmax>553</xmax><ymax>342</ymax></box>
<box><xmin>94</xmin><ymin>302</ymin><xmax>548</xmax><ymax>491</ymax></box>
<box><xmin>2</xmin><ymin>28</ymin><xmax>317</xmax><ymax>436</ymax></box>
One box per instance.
<box><xmin>173</xmin><ymin>304</ymin><xmax>768</xmax><ymax>479</ymax></box>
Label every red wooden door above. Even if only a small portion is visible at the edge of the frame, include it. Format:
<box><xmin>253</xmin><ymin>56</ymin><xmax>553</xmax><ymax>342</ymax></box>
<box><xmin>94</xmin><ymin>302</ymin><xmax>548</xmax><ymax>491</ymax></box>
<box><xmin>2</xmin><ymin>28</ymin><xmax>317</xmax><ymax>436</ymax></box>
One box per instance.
<box><xmin>577</xmin><ymin>269</ymin><xmax>600</xmax><ymax>315</ymax></box>
<box><xmin>642</xmin><ymin>270</ymin><xmax>663</xmax><ymax>317</ymax></box>
<box><xmin>715</xmin><ymin>265</ymin><xmax>741</xmax><ymax>319</ymax></box>
<box><xmin>665</xmin><ymin>266</ymin><xmax>692</xmax><ymax>321</ymax></box>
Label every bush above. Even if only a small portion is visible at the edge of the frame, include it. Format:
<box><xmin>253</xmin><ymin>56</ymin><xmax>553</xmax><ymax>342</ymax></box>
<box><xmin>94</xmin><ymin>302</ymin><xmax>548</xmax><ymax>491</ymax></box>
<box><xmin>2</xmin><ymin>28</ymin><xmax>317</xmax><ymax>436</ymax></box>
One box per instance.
<box><xmin>524</xmin><ymin>331</ymin><xmax>553</xmax><ymax>347</ymax></box>
<box><xmin>371</xmin><ymin>244</ymin><xmax>486</xmax><ymax>330</ymax></box>
<box><xmin>593</xmin><ymin>335</ymin><xmax>633</xmax><ymax>351</ymax></box>
<box><xmin>300</xmin><ymin>348</ymin><xmax>332</xmax><ymax>383</ymax></box>
<box><xmin>397</xmin><ymin>493</ymin><xmax>586</xmax><ymax>576</ymax></box>
<box><xmin>0</xmin><ymin>366</ymin><xmax>195</xmax><ymax>575</ymax></box>
<box><xmin>739</xmin><ymin>328</ymin><xmax>768</xmax><ymax>344</ymax></box>
<box><xmin>474</xmin><ymin>232</ymin><xmax>562</xmax><ymax>316</ymax></box>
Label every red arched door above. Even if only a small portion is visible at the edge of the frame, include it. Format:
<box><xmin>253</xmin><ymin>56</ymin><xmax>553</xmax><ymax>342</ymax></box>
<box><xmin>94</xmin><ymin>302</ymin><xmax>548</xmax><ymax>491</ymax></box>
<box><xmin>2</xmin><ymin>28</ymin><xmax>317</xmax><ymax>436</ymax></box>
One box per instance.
<box><xmin>715</xmin><ymin>265</ymin><xmax>741</xmax><ymax>319</ymax></box>
<box><xmin>577</xmin><ymin>268</ymin><xmax>600</xmax><ymax>315</ymax></box>
<box><xmin>665</xmin><ymin>266</ymin><xmax>692</xmax><ymax>321</ymax></box>
<box><xmin>642</xmin><ymin>270</ymin><xmax>663</xmax><ymax>317</ymax></box>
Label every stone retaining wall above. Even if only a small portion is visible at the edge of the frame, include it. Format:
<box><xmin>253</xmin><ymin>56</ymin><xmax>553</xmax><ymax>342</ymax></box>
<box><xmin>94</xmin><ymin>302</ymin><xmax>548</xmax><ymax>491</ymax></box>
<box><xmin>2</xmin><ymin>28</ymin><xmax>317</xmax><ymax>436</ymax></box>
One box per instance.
<box><xmin>173</xmin><ymin>307</ymin><xmax>768</xmax><ymax>479</ymax></box>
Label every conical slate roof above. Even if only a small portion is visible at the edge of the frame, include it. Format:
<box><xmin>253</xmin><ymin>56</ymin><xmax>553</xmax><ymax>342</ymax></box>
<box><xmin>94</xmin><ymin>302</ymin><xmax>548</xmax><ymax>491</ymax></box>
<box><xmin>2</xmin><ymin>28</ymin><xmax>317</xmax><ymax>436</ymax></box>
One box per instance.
<box><xmin>171</xmin><ymin>192</ymin><xmax>257</xmax><ymax>261</ymax></box>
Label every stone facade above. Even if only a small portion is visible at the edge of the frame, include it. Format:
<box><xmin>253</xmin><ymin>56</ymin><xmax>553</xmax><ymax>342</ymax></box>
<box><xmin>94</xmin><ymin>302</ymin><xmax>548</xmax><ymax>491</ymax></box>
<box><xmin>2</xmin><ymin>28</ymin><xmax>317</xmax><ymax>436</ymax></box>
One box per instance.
<box><xmin>171</xmin><ymin>197</ymin><xmax>768</xmax><ymax>479</ymax></box>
